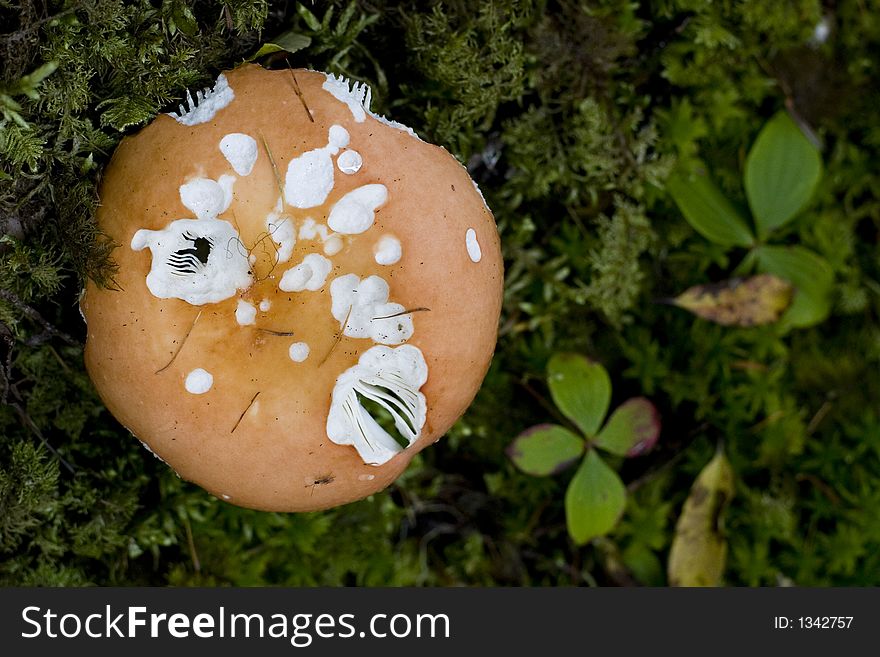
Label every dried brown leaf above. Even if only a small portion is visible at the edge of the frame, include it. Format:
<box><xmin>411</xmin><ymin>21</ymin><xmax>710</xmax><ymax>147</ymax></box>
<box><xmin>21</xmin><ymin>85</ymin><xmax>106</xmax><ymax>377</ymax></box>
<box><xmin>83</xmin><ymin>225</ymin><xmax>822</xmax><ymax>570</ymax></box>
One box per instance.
<box><xmin>671</xmin><ymin>274</ymin><xmax>793</xmax><ymax>327</ymax></box>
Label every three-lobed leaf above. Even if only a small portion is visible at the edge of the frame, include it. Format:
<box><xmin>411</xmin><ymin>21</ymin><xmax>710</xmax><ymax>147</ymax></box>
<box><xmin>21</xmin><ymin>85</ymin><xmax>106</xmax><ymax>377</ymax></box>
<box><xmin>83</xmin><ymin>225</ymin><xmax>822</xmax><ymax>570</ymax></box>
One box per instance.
<box><xmin>594</xmin><ymin>397</ymin><xmax>661</xmax><ymax>457</ymax></box>
<box><xmin>754</xmin><ymin>245</ymin><xmax>833</xmax><ymax>328</ymax></box>
<box><xmin>744</xmin><ymin>111</ymin><xmax>823</xmax><ymax>239</ymax></box>
<box><xmin>547</xmin><ymin>353</ymin><xmax>611</xmax><ymax>437</ymax></box>
<box><xmin>667</xmin><ymin>164</ymin><xmax>755</xmax><ymax>248</ymax></box>
<box><xmin>565</xmin><ymin>450</ymin><xmax>627</xmax><ymax>545</ymax></box>
<box><xmin>507</xmin><ymin>424</ymin><xmax>584</xmax><ymax>476</ymax></box>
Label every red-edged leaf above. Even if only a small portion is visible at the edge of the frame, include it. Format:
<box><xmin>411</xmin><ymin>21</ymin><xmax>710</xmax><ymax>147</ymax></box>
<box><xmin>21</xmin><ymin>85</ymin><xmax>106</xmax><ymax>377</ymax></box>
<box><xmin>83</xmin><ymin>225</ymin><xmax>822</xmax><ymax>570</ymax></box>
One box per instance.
<box><xmin>594</xmin><ymin>398</ymin><xmax>661</xmax><ymax>457</ymax></box>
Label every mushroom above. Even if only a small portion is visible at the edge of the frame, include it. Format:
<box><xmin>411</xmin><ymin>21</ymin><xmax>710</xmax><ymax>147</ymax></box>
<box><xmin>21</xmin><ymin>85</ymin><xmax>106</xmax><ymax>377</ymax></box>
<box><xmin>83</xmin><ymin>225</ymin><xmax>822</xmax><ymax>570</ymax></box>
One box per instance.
<box><xmin>81</xmin><ymin>65</ymin><xmax>503</xmax><ymax>512</ymax></box>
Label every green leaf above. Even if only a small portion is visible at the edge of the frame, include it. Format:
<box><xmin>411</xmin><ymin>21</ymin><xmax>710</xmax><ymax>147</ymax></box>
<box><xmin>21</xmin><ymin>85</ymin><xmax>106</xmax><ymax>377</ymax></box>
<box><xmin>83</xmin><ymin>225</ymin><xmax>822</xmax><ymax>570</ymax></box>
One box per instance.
<box><xmin>547</xmin><ymin>353</ymin><xmax>611</xmax><ymax>437</ymax></box>
<box><xmin>668</xmin><ymin>448</ymin><xmax>734</xmax><ymax>586</ymax></box>
<box><xmin>506</xmin><ymin>424</ymin><xmax>585</xmax><ymax>476</ymax></box>
<box><xmin>249</xmin><ymin>32</ymin><xmax>312</xmax><ymax>61</ymax></box>
<box><xmin>594</xmin><ymin>397</ymin><xmax>661</xmax><ymax>457</ymax></box>
<box><xmin>667</xmin><ymin>164</ymin><xmax>755</xmax><ymax>248</ymax></box>
<box><xmin>170</xmin><ymin>0</ymin><xmax>199</xmax><ymax>37</ymax></box>
<box><xmin>744</xmin><ymin>111</ymin><xmax>823</xmax><ymax>239</ymax></box>
<box><xmin>754</xmin><ymin>245</ymin><xmax>833</xmax><ymax>328</ymax></box>
<box><xmin>565</xmin><ymin>450</ymin><xmax>627</xmax><ymax>545</ymax></box>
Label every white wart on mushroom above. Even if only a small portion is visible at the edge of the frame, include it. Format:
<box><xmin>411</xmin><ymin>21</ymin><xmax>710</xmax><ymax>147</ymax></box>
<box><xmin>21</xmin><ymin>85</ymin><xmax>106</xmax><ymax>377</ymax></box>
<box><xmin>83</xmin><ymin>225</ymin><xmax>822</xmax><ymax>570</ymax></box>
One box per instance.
<box><xmin>130</xmin><ymin>72</ymin><xmax>486</xmax><ymax>468</ymax></box>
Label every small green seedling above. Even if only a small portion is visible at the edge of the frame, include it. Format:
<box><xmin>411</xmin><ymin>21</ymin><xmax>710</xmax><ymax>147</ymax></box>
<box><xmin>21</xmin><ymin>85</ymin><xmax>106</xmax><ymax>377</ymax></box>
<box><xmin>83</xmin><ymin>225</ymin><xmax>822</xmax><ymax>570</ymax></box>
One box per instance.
<box><xmin>667</xmin><ymin>111</ymin><xmax>832</xmax><ymax>328</ymax></box>
<box><xmin>507</xmin><ymin>354</ymin><xmax>661</xmax><ymax>545</ymax></box>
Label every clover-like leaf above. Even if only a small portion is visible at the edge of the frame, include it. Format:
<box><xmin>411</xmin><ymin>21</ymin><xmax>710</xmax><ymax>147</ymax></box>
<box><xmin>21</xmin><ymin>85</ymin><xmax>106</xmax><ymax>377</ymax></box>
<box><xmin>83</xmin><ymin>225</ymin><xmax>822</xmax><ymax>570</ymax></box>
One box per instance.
<box><xmin>594</xmin><ymin>397</ymin><xmax>661</xmax><ymax>457</ymax></box>
<box><xmin>745</xmin><ymin>111</ymin><xmax>823</xmax><ymax>239</ymax></box>
<box><xmin>667</xmin><ymin>163</ymin><xmax>755</xmax><ymax>248</ymax></box>
<box><xmin>565</xmin><ymin>450</ymin><xmax>626</xmax><ymax>545</ymax></box>
<box><xmin>754</xmin><ymin>245</ymin><xmax>833</xmax><ymax>328</ymax></box>
<box><xmin>547</xmin><ymin>353</ymin><xmax>611</xmax><ymax>437</ymax></box>
<box><xmin>507</xmin><ymin>424</ymin><xmax>585</xmax><ymax>476</ymax></box>
<box><xmin>670</xmin><ymin>274</ymin><xmax>794</xmax><ymax>327</ymax></box>
<box><xmin>668</xmin><ymin>448</ymin><xmax>735</xmax><ymax>586</ymax></box>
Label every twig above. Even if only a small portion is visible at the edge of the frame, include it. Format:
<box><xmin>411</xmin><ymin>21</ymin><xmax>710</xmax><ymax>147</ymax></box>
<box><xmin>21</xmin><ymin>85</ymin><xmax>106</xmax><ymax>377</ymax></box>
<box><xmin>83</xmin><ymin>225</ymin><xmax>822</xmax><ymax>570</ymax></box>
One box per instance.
<box><xmin>286</xmin><ymin>61</ymin><xmax>314</xmax><ymax>123</ymax></box>
<box><xmin>319</xmin><ymin>305</ymin><xmax>353</xmax><ymax>367</ymax></box>
<box><xmin>257</xmin><ymin>329</ymin><xmax>295</xmax><ymax>337</ymax></box>
<box><xmin>0</xmin><ymin>321</ymin><xmax>13</xmax><ymax>404</ymax></box>
<box><xmin>371</xmin><ymin>307</ymin><xmax>431</xmax><ymax>321</ymax></box>
<box><xmin>259</xmin><ymin>132</ymin><xmax>285</xmax><ymax>200</ymax></box>
<box><xmin>156</xmin><ymin>310</ymin><xmax>201</xmax><ymax>374</ymax></box>
<box><xmin>806</xmin><ymin>400</ymin><xmax>833</xmax><ymax>435</ymax></box>
<box><xmin>11</xmin><ymin>401</ymin><xmax>75</xmax><ymax>474</ymax></box>
<box><xmin>0</xmin><ymin>289</ymin><xmax>77</xmax><ymax>346</ymax></box>
<box><xmin>796</xmin><ymin>473</ymin><xmax>841</xmax><ymax>505</ymax></box>
<box><xmin>182</xmin><ymin>514</ymin><xmax>201</xmax><ymax>574</ymax></box>
<box><xmin>231</xmin><ymin>391</ymin><xmax>260</xmax><ymax>434</ymax></box>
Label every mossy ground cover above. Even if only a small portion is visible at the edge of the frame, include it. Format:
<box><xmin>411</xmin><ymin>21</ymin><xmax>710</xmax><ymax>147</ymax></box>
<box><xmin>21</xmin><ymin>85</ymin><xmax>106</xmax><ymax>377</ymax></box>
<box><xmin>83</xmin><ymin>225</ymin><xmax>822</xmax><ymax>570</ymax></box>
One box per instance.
<box><xmin>1</xmin><ymin>0</ymin><xmax>879</xmax><ymax>586</ymax></box>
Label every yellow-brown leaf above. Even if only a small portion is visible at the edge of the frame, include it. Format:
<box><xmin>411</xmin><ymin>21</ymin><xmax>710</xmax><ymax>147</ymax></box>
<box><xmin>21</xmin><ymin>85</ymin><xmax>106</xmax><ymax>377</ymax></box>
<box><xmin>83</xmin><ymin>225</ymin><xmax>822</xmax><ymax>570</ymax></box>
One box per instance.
<box><xmin>672</xmin><ymin>274</ymin><xmax>793</xmax><ymax>326</ymax></box>
<box><xmin>668</xmin><ymin>448</ymin><xmax>735</xmax><ymax>587</ymax></box>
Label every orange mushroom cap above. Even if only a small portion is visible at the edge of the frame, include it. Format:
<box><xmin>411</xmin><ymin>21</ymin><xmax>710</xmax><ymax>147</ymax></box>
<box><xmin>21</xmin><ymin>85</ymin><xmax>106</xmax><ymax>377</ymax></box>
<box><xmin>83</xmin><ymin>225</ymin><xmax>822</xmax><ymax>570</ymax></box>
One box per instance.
<box><xmin>82</xmin><ymin>65</ymin><xmax>503</xmax><ymax>511</ymax></box>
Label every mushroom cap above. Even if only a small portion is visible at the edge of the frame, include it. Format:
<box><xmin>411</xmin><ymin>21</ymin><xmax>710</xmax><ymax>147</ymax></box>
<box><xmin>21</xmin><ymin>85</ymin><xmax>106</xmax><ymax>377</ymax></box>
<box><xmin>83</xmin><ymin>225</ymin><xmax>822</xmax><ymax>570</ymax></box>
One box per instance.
<box><xmin>82</xmin><ymin>65</ymin><xmax>503</xmax><ymax>511</ymax></box>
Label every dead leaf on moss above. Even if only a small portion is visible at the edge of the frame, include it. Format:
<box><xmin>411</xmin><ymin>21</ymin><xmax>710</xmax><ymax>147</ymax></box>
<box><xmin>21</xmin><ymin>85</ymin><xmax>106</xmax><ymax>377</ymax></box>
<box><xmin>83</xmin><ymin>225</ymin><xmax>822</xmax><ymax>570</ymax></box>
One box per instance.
<box><xmin>668</xmin><ymin>448</ymin><xmax>734</xmax><ymax>586</ymax></box>
<box><xmin>670</xmin><ymin>274</ymin><xmax>793</xmax><ymax>326</ymax></box>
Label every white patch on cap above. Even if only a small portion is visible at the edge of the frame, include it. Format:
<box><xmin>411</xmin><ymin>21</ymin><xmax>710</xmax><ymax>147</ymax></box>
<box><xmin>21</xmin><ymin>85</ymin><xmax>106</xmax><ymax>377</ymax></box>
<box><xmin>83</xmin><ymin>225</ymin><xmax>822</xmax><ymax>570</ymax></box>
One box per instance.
<box><xmin>374</xmin><ymin>235</ymin><xmax>401</xmax><ymax>265</ymax></box>
<box><xmin>288</xmin><ymin>342</ymin><xmax>310</xmax><ymax>362</ymax></box>
<box><xmin>472</xmin><ymin>179</ymin><xmax>491</xmax><ymax>212</ymax></box>
<box><xmin>266</xmin><ymin>213</ymin><xmax>296</xmax><ymax>264</ymax></box>
<box><xmin>370</xmin><ymin>113</ymin><xmax>422</xmax><ymax>140</ymax></box>
<box><xmin>357</xmin><ymin>474</ymin><xmax>376</xmax><ymax>481</ymax></box>
<box><xmin>179</xmin><ymin>177</ymin><xmax>234</xmax><ymax>221</ymax></box>
<box><xmin>279</xmin><ymin>253</ymin><xmax>332</xmax><ymax>292</ymax></box>
<box><xmin>328</xmin><ymin>124</ymin><xmax>350</xmax><ymax>149</ymax></box>
<box><xmin>235</xmin><ymin>299</ymin><xmax>257</xmax><ymax>326</ymax></box>
<box><xmin>322</xmin><ymin>73</ymin><xmax>422</xmax><ymax>140</ymax></box>
<box><xmin>298</xmin><ymin>217</ymin><xmax>342</xmax><ymax>255</ymax></box>
<box><xmin>326</xmin><ymin>345</ymin><xmax>428</xmax><ymax>466</ymax></box>
<box><xmin>323</xmin><ymin>234</ymin><xmax>343</xmax><ymax>256</ymax></box>
<box><xmin>220</xmin><ymin>133</ymin><xmax>258</xmax><ymax>176</ymax></box>
<box><xmin>131</xmin><ymin>218</ymin><xmax>252</xmax><ymax>305</ymax></box>
<box><xmin>466</xmin><ymin>228</ymin><xmax>482</xmax><ymax>263</ymax></box>
<box><xmin>168</xmin><ymin>74</ymin><xmax>235</xmax><ymax>126</ymax></box>
<box><xmin>329</xmin><ymin>274</ymin><xmax>413</xmax><ymax>345</ymax></box>
<box><xmin>259</xmin><ymin>299</ymin><xmax>271</xmax><ymax>312</ymax></box>
<box><xmin>185</xmin><ymin>368</ymin><xmax>213</xmax><ymax>394</ymax></box>
<box><xmin>284</xmin><ymin>125</ymin><xmax>350</xmax><ymax>209</ymax></box>
<box><xmin>284</xmin><ymin>150</ymin><xmax>334</xmax><ymax>208</ymax></box>
<box><xmin>337</xmin><ymin>149</ymin><xmax>363</xmax><ymax>175</ymax></box>
<box><xmin>138</xmin><ymin>440</ymin><xmax>168</xmax><ymax>465</ymax></box>
<box><xmin>299</xmin><ymin>217</ymin><xmax>325</xmax><ymax>240</ymax></box>
<box><xmin>322</xmin><ymin>74</ymin><xmax>369</xmax><ymax>122</ymax></box>
<box><xmin>77</xmin><ymin>291</ymin><xmax>87</xmax><ymax>327</ymax></box>
<box><xmin>327</xmin><ymin>184</ymin><xmax>388</xmax><ymax>235</ymax></box>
